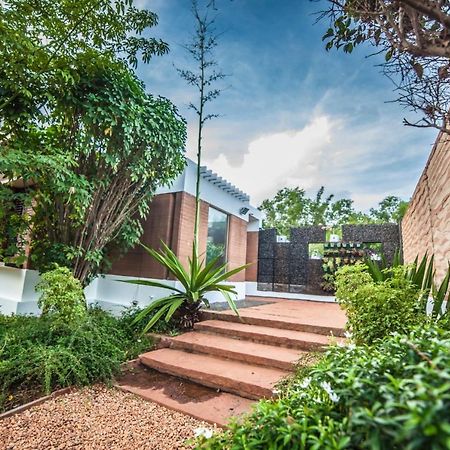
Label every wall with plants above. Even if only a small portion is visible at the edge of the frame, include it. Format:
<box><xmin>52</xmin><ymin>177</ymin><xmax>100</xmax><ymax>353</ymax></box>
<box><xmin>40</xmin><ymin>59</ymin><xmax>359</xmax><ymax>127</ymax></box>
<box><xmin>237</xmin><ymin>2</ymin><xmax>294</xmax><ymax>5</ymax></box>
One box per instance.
<box><xmin>257</xmin><ymin>224</ymin><xmax>400</xmax><ymax>295</ymax></box>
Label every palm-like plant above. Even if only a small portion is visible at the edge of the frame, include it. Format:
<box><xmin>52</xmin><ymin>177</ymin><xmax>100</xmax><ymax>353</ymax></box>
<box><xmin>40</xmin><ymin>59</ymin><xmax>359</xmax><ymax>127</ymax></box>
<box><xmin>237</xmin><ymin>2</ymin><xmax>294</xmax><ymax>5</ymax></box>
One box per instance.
<box><xmin>124</xmin><ymin>242</ymin><xmax>248</xmax><ymax>332</ymax></box>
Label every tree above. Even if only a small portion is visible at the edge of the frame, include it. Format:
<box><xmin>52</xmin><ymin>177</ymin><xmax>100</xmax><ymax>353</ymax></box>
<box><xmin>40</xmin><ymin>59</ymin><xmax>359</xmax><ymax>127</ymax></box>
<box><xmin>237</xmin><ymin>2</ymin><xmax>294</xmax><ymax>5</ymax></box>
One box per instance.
<box><xmin>0</xmin><ymin>0</ymin><xmax>186</xmax><ymax>284</ymax></box>
<box><xmin>30</xmin><ymin>62</ymin><xmax>186</xmax><ymax>285</ymax></box>
<box><xmin>260</xmin><ymin>186</ymin><xmax>372</xmax><ymax>235</ymax></box>
<box><xmin>370</xmin><ymin>195</ymin><xmax>409</xmax><ymax>223</ymax></box>
<box><xmin>319</xmin><ymin>0</ymin><xmax>450</xmax><ymax>133</ymax></box>
<box><xmin>329</xmin><ymin>198</ymin><xmax>372</xmax><ymax>225</ymax></box>
<box><xmin>0</xmin><ymin>0</ymin><xmax>168</xmax><ymax>118</ymax></box>
<box><xmin>309</xmin><ymin>186</ymin><xmax>335</xmax><ymax>225</ymax></box>
<box><xmin>177</xmin><ymin>0</ymin><xmax>226</xmax><ymax>252</ymax></box>
<box><xmin>260</xmin><ymin>188</ymin><xmax>312</xmax><ymax>236</ymax></box>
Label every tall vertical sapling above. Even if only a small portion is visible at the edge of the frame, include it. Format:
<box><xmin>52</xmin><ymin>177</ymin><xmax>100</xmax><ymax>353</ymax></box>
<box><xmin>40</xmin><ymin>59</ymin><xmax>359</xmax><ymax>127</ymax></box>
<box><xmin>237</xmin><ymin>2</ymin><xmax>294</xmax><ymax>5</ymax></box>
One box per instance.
<box><xmin>127</xmin><ymin>0</ymin><xmax>248</xmax><ymax>331</ymax></box>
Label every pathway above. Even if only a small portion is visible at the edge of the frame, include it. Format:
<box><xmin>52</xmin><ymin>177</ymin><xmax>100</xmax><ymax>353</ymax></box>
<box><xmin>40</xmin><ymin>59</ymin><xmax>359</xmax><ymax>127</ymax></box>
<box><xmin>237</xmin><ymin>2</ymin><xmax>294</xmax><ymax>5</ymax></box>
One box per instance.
<box><xmin>116</xmin><ymin>298</ymin><xmax>346</xmax><ymax>427</ymax></box>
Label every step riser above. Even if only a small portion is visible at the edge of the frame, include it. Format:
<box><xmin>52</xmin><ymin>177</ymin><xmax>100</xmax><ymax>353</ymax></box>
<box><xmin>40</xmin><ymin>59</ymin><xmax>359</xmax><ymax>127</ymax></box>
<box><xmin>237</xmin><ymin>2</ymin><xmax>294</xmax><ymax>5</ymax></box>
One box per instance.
<box><xmin>140</xmin><ymin>355</ymin><xmax>273</xmax><ymax>400</ymax></box>
<box><xmin>169</xmin><ymin>339</ymin><xmax>295</xmax><ymax>371</ymax></box>
<box><xmin>200</xmin><ymin>310</ymin><xmax>344</xmax><ymax>337</ymax></box>
<box><xmin>194</xmin><ymin>323</ymin><xmax>326</xmax><ymax>352</ymax></box>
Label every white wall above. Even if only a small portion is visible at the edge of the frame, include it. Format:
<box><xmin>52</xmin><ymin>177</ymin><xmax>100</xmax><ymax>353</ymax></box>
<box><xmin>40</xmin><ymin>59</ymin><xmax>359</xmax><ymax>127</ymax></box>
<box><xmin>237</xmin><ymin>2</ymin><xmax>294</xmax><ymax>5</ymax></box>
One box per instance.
<box><xmin>0</xmin><ymin>267</ymin><xmax>41</xmax><ymax>315</ymax></box>
<box><xmin>0</xmin><ymin>267</ymin><xmax>247</xmax><ymax>316</ymax></box>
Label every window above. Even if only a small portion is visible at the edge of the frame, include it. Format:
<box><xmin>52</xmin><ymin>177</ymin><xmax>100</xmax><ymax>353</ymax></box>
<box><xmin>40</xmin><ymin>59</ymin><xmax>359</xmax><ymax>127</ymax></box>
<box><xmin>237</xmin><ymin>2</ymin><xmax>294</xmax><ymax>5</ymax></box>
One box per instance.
<box><xmin>206</xmin><ymin>207</ymin><xmax>228</xmax><ymax>265</ymax></box>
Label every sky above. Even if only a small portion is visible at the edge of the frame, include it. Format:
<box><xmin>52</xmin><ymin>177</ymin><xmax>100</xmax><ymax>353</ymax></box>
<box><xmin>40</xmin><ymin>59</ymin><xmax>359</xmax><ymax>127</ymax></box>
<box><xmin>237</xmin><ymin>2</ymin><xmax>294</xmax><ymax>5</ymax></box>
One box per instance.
<box><xmin>136</xmin><ymin>0</ymin><xmax>437</xmax><ymax>211</ymax></box>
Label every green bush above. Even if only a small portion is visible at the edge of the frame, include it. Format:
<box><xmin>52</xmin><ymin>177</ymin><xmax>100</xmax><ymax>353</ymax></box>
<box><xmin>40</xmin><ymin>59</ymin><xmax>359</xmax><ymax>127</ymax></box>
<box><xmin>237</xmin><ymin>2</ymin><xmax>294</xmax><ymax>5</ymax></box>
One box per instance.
<box><xmin>0</xmin><ymin>307</ymin><xmax>152</xmax><ymax>412</ymax></box>
<box><xmin>335</xmin><ymin>263</ymin><xmax>426</xmax><ymax>344</ymax></box>
<box><xmin>36</xmin><ymin>266</ymin><xmax>87</xmax><ymax>328</ymax></box>
<box><xmin>200</xmin><ymin>325</ymin><xmax>450</xmax><ymax>450</ymax></box>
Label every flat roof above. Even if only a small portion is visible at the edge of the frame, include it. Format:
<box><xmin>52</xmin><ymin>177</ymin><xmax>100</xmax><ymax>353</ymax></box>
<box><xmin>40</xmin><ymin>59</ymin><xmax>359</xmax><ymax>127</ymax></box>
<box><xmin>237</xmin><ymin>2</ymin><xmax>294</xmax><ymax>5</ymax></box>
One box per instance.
<box><xmin>199</xmin><ymin>165</ymin><xmax>250</xmax><ymax>202</ymax></box>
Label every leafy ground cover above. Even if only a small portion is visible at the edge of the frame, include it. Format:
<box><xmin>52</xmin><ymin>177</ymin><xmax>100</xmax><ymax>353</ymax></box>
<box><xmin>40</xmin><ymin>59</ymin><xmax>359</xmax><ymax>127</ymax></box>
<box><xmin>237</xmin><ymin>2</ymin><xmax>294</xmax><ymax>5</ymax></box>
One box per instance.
<box><xmin>0</xmin><ymin>307</ymin><xmax>152</xmax><ymax>413</ymax></box>
<box><xmin>197</xmin><ymin>261</ymin><xmax>450</xmax><ymax>449</ymax></box>
<box><xmin>199</xmin><ymin>325</ymin><xmax>450</xmax><ymax>450</ymax></box>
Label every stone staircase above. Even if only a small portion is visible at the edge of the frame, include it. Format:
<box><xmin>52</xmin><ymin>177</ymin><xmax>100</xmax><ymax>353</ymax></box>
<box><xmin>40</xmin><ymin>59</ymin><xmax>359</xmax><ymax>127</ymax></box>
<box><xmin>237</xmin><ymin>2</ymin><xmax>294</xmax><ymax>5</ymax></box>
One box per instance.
<box><xmin>117</xmin><ymin>300</ymin><xmax>346</xmax><ymax>426</ymax></box>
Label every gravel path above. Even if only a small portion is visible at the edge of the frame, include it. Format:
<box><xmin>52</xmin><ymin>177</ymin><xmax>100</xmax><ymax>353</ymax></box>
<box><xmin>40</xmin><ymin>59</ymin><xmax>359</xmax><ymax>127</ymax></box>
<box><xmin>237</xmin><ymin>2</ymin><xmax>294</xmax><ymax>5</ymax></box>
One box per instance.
<box><xmin>0</xmin><ymin>385</ymin><xmax>215</xmax><ymax>450</ymax></box>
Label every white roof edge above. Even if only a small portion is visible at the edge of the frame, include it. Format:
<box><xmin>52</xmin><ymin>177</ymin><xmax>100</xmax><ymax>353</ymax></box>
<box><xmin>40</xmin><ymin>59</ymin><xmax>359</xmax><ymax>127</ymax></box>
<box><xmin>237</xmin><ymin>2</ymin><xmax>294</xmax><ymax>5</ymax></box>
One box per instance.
<box><xmin>197</xmin><ymin>160</ymin><xmax>251</xmax><ymax>203</ymax></box>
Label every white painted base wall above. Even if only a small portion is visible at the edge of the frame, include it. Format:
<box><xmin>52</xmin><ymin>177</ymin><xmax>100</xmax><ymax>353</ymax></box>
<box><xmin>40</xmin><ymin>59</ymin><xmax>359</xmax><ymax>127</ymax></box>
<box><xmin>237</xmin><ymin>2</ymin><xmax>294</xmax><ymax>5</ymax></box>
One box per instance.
<box><xmin>0</xmin><ymin>267</ymin><xmax>247</xmax><ymax>316</ymax></box>
<box><xmin>246</xmin><ymin>282</ymin><xmax>336</xmax><ymax>303</ymax></box>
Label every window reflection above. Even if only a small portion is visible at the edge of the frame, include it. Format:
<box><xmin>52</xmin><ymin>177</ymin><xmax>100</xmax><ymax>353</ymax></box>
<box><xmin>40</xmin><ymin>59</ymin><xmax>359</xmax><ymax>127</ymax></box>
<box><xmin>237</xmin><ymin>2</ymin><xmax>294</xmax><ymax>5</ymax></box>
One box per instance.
<box><xmin>206</xmin><ymin>207</ymin><xmax>228</xmax><ymax>266</ymax></box>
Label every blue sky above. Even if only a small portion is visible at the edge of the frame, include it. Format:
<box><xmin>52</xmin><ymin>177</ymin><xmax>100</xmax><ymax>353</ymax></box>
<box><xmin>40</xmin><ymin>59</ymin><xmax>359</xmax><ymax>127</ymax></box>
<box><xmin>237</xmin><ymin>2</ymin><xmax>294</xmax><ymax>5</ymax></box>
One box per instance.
<box><xmin>137</xmin><ymin>0</ymin><xmax>437</xmax><ymax>211</ymax></box>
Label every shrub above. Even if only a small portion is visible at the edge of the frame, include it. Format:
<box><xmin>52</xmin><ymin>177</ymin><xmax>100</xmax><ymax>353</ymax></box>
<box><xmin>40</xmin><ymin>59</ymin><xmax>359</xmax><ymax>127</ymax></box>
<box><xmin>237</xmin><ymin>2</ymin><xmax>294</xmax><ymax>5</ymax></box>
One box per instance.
<box><xmin>334</xmin><ymin>263</ymin><xmax>426</xmax><ymax>344</ymax></box>
<box><xmin>0</xmin><ymin>307</ymin><xmax>152</xmax><ymax>412</ymax></box>
<box><xmin>200</xmin><ymin>325</ymin><xmax>450</xmax><ymax>450</ymax></box>
<box><xmin>36</xmin><ymin>266</ymin><xmax>86</xmax><ymax>328</ymax></box>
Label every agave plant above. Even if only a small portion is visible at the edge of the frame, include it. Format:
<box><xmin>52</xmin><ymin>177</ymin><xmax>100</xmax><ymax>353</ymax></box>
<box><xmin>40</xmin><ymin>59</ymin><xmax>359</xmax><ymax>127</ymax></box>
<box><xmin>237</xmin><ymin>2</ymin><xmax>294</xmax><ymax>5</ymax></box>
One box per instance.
<box><xmin>123</xmin><ymin>242</ymin><xmax>249</xmax><ymax>332</ymax></box>
<box><xmin>365</xmin><ymin>251</ymin><xmax>450</xmax><ymax>319</ymax></box>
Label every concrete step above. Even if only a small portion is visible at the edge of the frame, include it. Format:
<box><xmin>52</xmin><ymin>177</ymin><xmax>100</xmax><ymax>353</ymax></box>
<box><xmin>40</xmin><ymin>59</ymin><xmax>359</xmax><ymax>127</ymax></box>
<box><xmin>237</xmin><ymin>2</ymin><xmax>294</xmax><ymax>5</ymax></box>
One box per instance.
<box><xmin>116</xmin><ymin>361</ymin><xmax>254</xmax><ymax>428</ymax></box>
<box><xmin>195</xmin><ymin>320</ymin><xmax>343</xmax><ymax>351</ymax></box>
<box><xmin>168</xmin><ymin>331</ymin><xmax>306</xmax><ymax>370</ymax></box>
<box><xmin>140</xmin><ymin>348</ymin><xmax>289</xmax><ymax>400</ymax></box>
<box><xmin>200</xmin><ymin>309</ymin><xmax>345</xmax><ymax>337</ymax></box>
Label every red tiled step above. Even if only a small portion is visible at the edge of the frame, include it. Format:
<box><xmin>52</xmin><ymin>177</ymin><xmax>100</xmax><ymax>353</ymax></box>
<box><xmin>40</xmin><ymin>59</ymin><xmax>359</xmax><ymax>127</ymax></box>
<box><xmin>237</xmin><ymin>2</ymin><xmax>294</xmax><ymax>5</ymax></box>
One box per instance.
<box><xmin>116</xmin><ymin>362</ymin><xmax>254</xmax><ymax>428</ymax></box>
<box><xmin>140</xmin><ymin>349</ymin><xmax>289</xmax><ymax>400</ymax></box>
<box><xmin>168</xmin><ymin>331</ymin><xmax>306</xmax><ymax>370</ymax></box>
<box><xmin>195</xmin><ymin>320</ymin><xmax>344</xmax><ymax>351</ymax></box>
<box><xmin>200</xmin><ymin>308</ymin><xmax>345</xmax><ymax>337</ymax></box>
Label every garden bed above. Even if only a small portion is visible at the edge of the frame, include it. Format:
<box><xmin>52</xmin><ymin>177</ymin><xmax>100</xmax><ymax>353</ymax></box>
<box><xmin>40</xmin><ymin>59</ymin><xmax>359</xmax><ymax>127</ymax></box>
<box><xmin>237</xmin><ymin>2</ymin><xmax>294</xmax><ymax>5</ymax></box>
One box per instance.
<box><xmin>0</xmin><ymin>385</ymin><xmax>214</xmax><ymax>450</ymax></box>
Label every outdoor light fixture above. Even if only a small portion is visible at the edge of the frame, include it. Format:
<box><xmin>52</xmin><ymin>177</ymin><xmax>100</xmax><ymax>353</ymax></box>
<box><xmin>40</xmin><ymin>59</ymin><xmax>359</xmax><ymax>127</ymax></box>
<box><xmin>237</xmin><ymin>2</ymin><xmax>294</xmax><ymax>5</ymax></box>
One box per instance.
<box><xmin>239</xmin><ymin>207</ymin><xmax>250</xmax><ymax>215</ymax></box>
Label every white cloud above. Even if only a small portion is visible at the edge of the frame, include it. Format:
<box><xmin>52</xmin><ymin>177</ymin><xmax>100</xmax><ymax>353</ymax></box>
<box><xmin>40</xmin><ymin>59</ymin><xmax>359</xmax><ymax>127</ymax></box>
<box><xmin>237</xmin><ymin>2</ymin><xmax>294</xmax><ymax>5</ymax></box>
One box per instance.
<box><xmin>201</xmin><ymin>114</ymin><xmax>433</xmax><ymax>211</ymax></box>
<box><xmin>204</xmin><ymin>115</ymin><xmax>335</xmax><ymax>204</ymax></box>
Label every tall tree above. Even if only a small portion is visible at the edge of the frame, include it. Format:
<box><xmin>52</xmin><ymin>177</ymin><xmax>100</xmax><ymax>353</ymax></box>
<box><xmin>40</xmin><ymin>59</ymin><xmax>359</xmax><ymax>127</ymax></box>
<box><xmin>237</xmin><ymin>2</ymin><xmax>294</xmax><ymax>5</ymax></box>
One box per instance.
<box><xmin>260</xmin><ymin>186</ymin><xmax>372</xmax><ymax>235</ymax></box>
<box><xmin>319</xmin><ymin>0</ymin><xmax>450</xmax><ymax>133</ymax></box>
<box><xmin>0</xmin><ymin>0</ymin><xmax>186</xmax><ymax>284</ymax></box>
<box><xmin>370</xmin><ymin>195</ymin><xmax>409</xmax><ymax>223</ymax></box>
<box><xmin>177</xmin><ymin>0</ymin><xmax>226</xmax><ymax>253</ymax></box>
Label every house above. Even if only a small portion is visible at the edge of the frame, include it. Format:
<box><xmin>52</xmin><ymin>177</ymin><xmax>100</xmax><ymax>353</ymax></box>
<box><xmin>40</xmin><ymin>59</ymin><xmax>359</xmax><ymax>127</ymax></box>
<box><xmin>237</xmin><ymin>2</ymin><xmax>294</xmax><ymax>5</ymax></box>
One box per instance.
<box><xmin>0</xmin><ymin>159</ymin><xmax>262</xmax><ymax>315</ymax></box>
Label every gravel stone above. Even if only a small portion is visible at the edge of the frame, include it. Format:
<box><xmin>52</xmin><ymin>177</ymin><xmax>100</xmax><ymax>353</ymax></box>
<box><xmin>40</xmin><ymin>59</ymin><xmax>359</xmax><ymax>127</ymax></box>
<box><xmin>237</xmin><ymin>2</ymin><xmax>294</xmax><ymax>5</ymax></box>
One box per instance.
<box><xmin>0</xmin><ymin>385</ymin><xmax>215</xmax><ymax>450</ymax></box>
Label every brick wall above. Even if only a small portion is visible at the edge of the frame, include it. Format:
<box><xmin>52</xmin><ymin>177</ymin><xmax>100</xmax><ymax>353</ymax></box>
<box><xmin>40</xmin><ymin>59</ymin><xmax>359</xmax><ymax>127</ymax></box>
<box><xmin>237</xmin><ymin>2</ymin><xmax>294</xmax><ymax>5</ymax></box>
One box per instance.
<box><xmin>245</xmin><ymin>231</ymin><xmax>258</xmax><ymax>281</ymax></box>
<box><xmin>110</xmin><ymin>191</ymin><xmax>249</xmax><ymax>281</ymax></box>
<box><xmin>402</xmin><ymin>131</ymin><xmax>450</xmax><ymax>284</ymax></box>
<box><xmin>171</xmin><ymin>192</ymin><xmax>209</xmax><ymax>269</ymax></box>
<box><xmin>227</xmin><ymin>215</ymin><xmax>248</xmax><ymax>282</ymax></box>
<box><xmin>110</xmin><ymin>193</ymin><xmax>176</xmax><ymax>278</ymax></box>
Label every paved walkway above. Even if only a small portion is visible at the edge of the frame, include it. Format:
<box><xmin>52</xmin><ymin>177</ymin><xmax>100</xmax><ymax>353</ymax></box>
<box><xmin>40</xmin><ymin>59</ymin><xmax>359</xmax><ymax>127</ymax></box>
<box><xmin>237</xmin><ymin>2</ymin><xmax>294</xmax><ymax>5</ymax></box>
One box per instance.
<box><xmin>117</xmin><ymin>298</ymin><xmax>346</xmax><ymax>427</ymax></box>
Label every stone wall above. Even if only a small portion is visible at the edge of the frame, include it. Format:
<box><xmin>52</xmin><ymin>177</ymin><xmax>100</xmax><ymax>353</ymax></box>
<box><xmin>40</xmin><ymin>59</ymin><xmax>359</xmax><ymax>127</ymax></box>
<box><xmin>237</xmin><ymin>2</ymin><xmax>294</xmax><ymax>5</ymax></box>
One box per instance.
<box><xmin>257</xmin><ymin>224</ymin><xmax>401</xmax><ymax>294</ymax></box>
<box><xmin>342</xmin><ymin>224</ymin><xmax>400</xmax><ymax>264</ymax></box>
<box><xmin>402</xmin><ymin>131</ymin><xmax>450</xmax><ymax>284</ymax></box>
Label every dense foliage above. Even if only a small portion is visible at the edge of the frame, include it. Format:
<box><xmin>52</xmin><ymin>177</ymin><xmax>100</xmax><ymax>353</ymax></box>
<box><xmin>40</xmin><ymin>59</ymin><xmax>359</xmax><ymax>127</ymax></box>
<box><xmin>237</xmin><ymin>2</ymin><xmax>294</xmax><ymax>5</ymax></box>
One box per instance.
<box><xmin>0</xmin><ymin>307</ymin><xmax>152</xmax><ymax>413</ymax></box>
<box><xmin>199</xmin><ymin>325</ymin><xmax>450</xmax><ymax>450</ymax></box>
<box><xmin>36</xmin><ymin>266</ymin><xmax>87</xmax><ymax>328</ymax></box>
<box><xmin>27</xmin><ymin>62</ymin><xmax>186</xmax><ymax>284</ymax></box>
<box><xmin>260</xmin><ymin>187</ymin><xmax>407</xmax><ymax>236</ymax></box>
<box><xmin>335</xmin><ymin>264</ymin><xmax>426</xmax><ymax>344</ymax></box>
<box><xmin>0</xmin><ymin>0</ymin><xmax>186</xmax><ymax>284</ymax></box>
